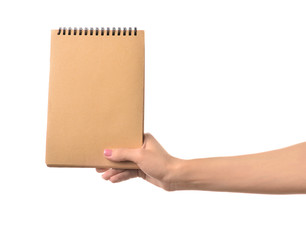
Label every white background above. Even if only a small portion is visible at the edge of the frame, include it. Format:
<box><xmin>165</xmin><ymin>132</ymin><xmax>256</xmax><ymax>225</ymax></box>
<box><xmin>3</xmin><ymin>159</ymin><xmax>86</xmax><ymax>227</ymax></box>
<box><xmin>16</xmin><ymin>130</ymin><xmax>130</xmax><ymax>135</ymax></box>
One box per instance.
<box><xmin>0</xmin><ymin>0</ymin><xmax>306</xmax><ymax>239</ymax></box>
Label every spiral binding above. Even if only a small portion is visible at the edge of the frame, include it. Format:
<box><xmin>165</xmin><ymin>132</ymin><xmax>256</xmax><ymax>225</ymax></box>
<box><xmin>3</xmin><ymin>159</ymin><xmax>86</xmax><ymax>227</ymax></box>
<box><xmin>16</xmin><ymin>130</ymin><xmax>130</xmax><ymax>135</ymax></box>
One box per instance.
<box><xmin>57</xmin><ymin>27</ymin><xmax>137</xmax><ymax>36</ymax></box>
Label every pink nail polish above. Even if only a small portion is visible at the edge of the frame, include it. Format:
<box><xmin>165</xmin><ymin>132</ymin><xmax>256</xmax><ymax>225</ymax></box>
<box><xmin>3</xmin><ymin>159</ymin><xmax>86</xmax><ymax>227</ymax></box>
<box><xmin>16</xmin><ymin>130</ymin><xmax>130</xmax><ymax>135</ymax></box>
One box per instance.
<box><xmin>104</xmin><ymin>149</ymin><xmax>112</xmax><ymax>157</ymax></box>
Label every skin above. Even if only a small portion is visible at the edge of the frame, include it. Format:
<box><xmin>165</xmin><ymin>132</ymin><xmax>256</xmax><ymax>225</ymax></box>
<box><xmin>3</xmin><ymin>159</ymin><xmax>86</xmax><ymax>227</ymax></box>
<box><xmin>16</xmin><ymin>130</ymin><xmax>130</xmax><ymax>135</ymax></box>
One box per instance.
<box><xmin>96</xmin><ymin>133</ymin><xmax>306</xmax><ymax>194</ymax></box>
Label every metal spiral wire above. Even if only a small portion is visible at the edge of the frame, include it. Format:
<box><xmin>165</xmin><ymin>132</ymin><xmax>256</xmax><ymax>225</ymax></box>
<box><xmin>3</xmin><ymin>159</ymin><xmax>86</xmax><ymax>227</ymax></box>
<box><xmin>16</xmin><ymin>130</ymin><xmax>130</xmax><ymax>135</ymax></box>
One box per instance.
<box><xmin>57</xmin><ymin>27</ymin><xmax>137</xmax><ymax>36</ymax></box>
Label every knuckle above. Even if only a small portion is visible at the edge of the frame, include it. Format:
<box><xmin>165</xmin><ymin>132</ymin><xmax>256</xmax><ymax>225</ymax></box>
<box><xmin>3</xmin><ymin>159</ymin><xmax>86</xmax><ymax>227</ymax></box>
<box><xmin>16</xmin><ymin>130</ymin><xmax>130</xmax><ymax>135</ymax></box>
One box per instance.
<box><xmin>144</xmin><ymin>133</ymin><xmax>152</xmax><ymax>142</ymax></box>
<box><xmin>115</xmin><ymin>148</ymin><xmax>123</xmax><ymax>156</ymax></box>
<box><xmin>113</xmin><ymin>148</ymin><xmax>126</xmax><ymax>160</ymax></box>
<box><xmin>144</xmin><ymin>132</ymin><xmax>152</xmax><ymax>138</ymax></box>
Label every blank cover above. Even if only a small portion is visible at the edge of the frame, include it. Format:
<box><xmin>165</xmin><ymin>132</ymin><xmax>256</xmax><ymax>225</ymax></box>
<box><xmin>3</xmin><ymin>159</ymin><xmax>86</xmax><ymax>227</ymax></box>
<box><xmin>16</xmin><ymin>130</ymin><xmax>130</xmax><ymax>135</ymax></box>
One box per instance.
<box><xmin>46</xmin><ymin>27</ymin><xmax>144</xmax><ymax>169</ymax></box>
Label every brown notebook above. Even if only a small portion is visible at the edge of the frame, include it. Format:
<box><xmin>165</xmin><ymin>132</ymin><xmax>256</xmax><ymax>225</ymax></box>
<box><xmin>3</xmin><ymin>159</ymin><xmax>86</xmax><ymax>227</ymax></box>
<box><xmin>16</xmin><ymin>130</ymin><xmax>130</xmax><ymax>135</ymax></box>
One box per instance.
<box><xmin>46</xmin><ymin>27</ymin><xmax>144</xmax><ymax>169</ymax></box>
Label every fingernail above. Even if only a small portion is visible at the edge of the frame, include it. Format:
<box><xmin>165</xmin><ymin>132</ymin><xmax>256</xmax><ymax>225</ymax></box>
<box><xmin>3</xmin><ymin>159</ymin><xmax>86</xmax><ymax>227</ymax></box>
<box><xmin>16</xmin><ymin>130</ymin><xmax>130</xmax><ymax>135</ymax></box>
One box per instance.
<box><xmin>104</xmin><ymin>149</ymin><xmax>112</xmax><ymax>157</ymax></box>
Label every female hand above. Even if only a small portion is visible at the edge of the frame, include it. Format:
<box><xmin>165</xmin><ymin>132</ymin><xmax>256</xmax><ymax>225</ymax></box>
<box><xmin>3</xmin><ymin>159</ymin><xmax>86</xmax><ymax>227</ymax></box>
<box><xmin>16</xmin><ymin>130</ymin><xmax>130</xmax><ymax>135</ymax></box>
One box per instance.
<box><xmin>96</xmin><ymin>133</ymin><xmax>181</xmax><ymax>191</ymax></box>
<box><xmin>97</xmin><ymin>134</ymin><xmax>306</xmax><ymax>194</ymax></box>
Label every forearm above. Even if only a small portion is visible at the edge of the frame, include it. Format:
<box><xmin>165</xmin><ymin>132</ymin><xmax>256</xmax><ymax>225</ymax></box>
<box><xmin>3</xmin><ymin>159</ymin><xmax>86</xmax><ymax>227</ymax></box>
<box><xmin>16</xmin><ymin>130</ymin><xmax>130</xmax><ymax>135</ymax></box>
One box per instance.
<box><xmin>172</xmin><ymin>142</ymin><xmax>306</xmax><ymax>194</ymax></box>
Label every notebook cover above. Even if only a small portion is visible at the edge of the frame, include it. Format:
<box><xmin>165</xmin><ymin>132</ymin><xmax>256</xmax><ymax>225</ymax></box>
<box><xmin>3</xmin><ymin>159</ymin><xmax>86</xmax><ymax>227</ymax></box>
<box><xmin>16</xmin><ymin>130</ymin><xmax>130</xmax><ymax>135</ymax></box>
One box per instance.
<box><xmin>46</xmin><ymin>28</ymin><xmax>144</xmax><ymax>169</ymax></box>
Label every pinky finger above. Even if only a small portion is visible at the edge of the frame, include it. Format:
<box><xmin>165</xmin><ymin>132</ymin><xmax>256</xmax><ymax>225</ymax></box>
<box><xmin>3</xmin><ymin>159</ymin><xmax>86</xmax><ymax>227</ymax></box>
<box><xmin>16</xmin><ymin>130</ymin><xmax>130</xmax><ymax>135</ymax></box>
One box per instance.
<box><xmin>109</xmin><ymin>170</ymin><xmax>139</xmax><ymax>183</ymax></box>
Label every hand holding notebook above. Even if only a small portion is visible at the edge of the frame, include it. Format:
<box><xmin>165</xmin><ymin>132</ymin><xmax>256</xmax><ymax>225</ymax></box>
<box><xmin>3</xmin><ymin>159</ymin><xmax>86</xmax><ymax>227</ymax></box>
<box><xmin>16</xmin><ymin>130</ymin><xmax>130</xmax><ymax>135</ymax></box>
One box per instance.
<box><xmin>46</xmin><ymin>27</ymin><xmax>144</xmax><ymax>169</ymax></box>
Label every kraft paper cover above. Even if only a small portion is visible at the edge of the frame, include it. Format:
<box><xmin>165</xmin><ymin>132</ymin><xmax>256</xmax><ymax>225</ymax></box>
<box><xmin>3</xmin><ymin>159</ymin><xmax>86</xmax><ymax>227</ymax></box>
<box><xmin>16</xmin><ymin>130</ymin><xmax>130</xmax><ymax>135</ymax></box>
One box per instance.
<box><xmin>46</xmin><ymin>29</ymin><xmax>144</xmax><ymax>169</ymax></box>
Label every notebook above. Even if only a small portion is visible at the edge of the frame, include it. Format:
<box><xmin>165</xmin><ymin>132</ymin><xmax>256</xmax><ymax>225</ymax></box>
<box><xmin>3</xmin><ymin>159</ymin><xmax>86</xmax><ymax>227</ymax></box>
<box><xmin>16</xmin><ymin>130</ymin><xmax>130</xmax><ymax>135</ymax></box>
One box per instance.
<box><xmin>46</xmin><ymin>27</ymin><xmax>144</xmax><ymax>169</ymax></box>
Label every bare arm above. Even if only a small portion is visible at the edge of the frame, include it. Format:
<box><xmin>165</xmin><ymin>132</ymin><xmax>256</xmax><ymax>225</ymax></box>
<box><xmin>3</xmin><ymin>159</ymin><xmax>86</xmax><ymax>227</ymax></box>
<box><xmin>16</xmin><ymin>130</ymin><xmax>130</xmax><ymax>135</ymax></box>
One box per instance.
<box><xmin>97</xmin><ymin>134</ymin><xmax>306</xmax><ymax>194</ymax></box>
<box><xmin>172</xmin><ymin>141</ymin><xmax>306</xmax><ymax>193</ymax></box>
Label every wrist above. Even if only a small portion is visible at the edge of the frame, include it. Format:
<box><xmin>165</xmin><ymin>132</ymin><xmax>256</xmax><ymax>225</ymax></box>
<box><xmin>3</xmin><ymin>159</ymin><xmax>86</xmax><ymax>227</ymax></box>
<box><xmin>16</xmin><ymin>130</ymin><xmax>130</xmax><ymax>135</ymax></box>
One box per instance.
<box><xmin>166</xmin><ymin>158</ymin><xmax>195</xmax><ymax>191</ymax></box>
<box><xmin>167</xmin><ymin>157</ymin><xmax>214</xmax><ymax>191</ymax></box>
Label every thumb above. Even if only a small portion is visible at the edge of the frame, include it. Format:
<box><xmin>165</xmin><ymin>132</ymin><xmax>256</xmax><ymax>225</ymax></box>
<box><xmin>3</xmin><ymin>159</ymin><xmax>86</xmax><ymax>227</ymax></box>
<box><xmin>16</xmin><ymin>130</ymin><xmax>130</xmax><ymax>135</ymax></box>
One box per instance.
<box><xmin>104</xmin><ymin>148</ymin><xmax>143</xmax><ymax>164</ymax></box>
